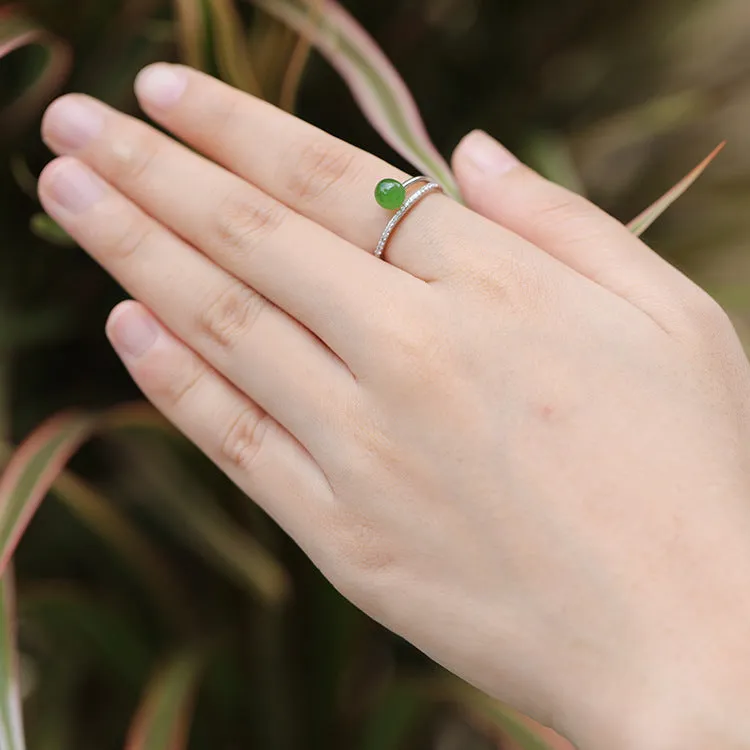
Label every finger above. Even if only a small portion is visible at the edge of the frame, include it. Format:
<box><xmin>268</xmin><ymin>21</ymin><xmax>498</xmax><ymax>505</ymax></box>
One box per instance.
<box><xmin>452</xmin><ymin>130</ymin><xmax>706</xmax><ymax>332</ymax></box>
<box><xmin>106</xmin><ymin>300</ymin><xmax>335</xmax><ymax>538</ymax></box>
<box><xmin>41</xmin><ymin>94</ymin><xmax>421</xmax><ymax>370</ymax></box>
<box><xmin>38</xmin><ymin>156</ymin><xmax>354</xmax><ymax>459</ymax></box>
<box><xmin>132</xmin><ymin>63</ymin><xmax>468</xmax><ymax>280</ymax></box>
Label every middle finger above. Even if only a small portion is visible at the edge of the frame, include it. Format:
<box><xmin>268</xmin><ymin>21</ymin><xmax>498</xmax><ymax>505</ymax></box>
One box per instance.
<box><xmin>41</xmin><ymin>94</ymin><xmax>427</xmax><ymax>373</ymax></box>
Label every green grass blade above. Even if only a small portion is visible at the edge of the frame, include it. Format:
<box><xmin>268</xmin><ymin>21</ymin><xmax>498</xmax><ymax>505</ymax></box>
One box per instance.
<box><xmin>248</xmin><ymin>0</ymin><xmax>460</xmax><ymax>199</ymax></box>
<box><xmin>0</xmin><ymin>570</ymin><xmax>26</xmax><ymax>750</ymax></box>
<box><xmin>124</xmin><ymin>652</ymin><xmax>202</xmax><ymax>750</ymax></box>
<box><xmin>627</xmin><ymin>142</ymin><xmax>725</xmax><ymax>237</ymax></box>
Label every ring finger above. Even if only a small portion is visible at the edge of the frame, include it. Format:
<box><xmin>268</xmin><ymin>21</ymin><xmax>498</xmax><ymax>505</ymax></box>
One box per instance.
<box><xmin>37</xmin><ymin>156</ymin><xmax>355</xmax><ymax>461</ymax></box>
<box><xmin>133</xmin><ymin>64</ymin><xmax>477</xmax><ymax>280</ymax></box>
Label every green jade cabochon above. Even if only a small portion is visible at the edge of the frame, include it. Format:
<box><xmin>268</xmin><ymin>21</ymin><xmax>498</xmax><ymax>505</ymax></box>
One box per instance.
<box><xmin>374</xmin><ymin>178</ymin><xmax>407</xmax><ymax>210</ymax></box>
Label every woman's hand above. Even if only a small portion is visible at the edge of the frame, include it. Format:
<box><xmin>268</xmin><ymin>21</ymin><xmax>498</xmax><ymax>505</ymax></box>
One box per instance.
<box><xmin>38</xmin><ymin>64</ymin><xmax>750</xmax><ymax>750</ymax></box>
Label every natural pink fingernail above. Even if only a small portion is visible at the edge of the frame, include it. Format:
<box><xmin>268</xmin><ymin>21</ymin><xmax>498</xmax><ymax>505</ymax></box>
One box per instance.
<box><xmin>460</xmin><ymin>130</ymin><xmax>520</xmax><ymax>176</ymax></box>
<box><xmin>135</xmin><ymin>64</ymin><xmax>188</xmax><ymax>109</ymax></box>
<box><xmin>107</xmin><ymin>303</ymin><xmax>159</xmax><ymax>360</ymax></box>
<box><xmin>43</xmin><ymin>96</ymin><xmax>104</xmax><ymax>150</ymax></box>
<box><xmin>45</xmin><ymin>158</ymin><xmax>104</xmax><ymax>214</ymax></box>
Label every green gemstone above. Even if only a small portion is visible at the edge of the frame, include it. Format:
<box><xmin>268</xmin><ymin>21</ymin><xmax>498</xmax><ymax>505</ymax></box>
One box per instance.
<box><xmin>375</xmin><ymin>178</ymin><xmax>406</xmax><ymax>210</ymax></box>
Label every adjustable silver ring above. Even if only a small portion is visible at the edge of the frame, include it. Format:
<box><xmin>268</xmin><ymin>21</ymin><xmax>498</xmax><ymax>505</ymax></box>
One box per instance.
<box><xmin>373</xmin><ymin>176</ymin><xmax>444</xmax><ymax>260</ymax></box>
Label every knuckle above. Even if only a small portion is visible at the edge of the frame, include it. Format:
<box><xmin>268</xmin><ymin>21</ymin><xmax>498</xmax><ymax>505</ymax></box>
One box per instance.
<box><xmin>220</xmin><ymin>407</ymin><xmax>270</xmax><ymax>473</ymax></box>
<box><xmin>109</xmin><ymin>126</ymin><xmax>160</xmax><ymax>185</ymax></box>
<box><xmin>214</xmin><ymin>189</ymin><xmax>286</xmax><ymax>258</ymax></box>
<box><xmin>286</xmin><ymin>139</ymin><xmax>359</xmax><ymax>203</ymax></box>
<box><xmin>336</xmin><ymin>513</ymin><xmax>396</xmax><ymax>584</ymax></box>
<box><xmin>156</xmin><ymin>358</ymin><xmax>206</xmax><ymax>409</ymax></box>
<box><xmin>209</xmin><ymin>94</ymin><xmax>243</xmax><ymax>143</ymax></box>
<box><xmin>385</xmin><ymin>315</ymin><xmax>449</xmax><ymax>381</ymax></box>
<box><xmin>198</xmin><ymin>282</ymin><xmax>264</xmax><ymax>350</ymax></box>
<box><xmin>528</xmin><ymin>192</ymin><xmax>592</xmax><ymax>237</ymax></box>
<box><xmin>329</xmin><ymin>515</ymin><xmax>396</xmax><ymax>604</ymax></box>
<box><xmin>681</xmin><ymin>291</ymin><xmax>733</xmax><ymax>340</ymax></box>
<box><xmin>110</xmin><ymin>217</ymin><xmax>158</xmax><ymax>261</ymax></box>
<box><xmin>477</xmin><ymin>254</ymin><xmax>551</xmax><ymax>315</ymax></box>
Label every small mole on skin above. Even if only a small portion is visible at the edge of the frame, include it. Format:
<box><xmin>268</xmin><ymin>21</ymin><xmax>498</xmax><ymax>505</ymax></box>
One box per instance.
<box><xmin>538</xmin><ymin>404</ymin><xmax>556</xmax><ymax>421</ymax></box>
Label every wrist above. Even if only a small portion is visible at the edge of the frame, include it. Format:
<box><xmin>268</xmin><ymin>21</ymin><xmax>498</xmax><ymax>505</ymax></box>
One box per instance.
<box><xmin>571</xmin><ymin>670</ymin><xmax>750</xmax><ymax>750</ymax></box>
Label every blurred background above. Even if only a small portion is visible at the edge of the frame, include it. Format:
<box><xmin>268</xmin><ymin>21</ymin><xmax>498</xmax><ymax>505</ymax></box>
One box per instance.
<box><xmin>1</xmin><ymin>0</ymin><xmax>749</xmax><ymax>748</ymax></box>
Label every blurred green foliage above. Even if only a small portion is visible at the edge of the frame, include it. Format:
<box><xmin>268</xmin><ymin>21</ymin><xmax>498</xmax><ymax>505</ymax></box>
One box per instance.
<box><xmin>1</xmin><ymin>0</ymin><xmax>749</xmax><ymax>748</ymax></box>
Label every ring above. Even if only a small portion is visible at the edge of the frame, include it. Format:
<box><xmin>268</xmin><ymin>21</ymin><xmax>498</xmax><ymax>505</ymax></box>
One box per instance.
<box><xmin>373</xmin><ymin>176</ymin><xmax>444</xmax><ymax>259</ymax></box>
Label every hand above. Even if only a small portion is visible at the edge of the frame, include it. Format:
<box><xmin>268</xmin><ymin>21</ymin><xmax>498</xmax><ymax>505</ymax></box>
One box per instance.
<box><xmin>38</xmin><ymin>64</ymin><xmax>750</xmax><ymax>750</ymax></box>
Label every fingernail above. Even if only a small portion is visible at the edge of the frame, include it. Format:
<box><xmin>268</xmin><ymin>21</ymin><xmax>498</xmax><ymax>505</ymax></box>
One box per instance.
<box><xmin>460</xmin><ymin>130</ymin><xmax>520</xmax><ymax>176</ymax></box>
<box><xmin>46</xmin><ymin>159</ymin><xmax>104</xmax><ymax>214</ymax></box>
<box><xmin>43</xmin><ymin>97</ymin><xmax>103</xmax><ymax>150</ymax></box>
<box><xmin>108</xmin><ymin>304</ymin><xmax>159</xmax><ymax>360</ymax></box>
<box><xmin>135</xmin><ymin>64</ymin><xmax>187</xmax><ymax>109</ymax></box>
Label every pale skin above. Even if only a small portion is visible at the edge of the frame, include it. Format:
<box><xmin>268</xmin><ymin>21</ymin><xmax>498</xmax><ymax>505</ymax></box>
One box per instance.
<box><xmin>38</xmin><ymin>63</ymin><xmax>750</xmax><ymax>750</ymax></box>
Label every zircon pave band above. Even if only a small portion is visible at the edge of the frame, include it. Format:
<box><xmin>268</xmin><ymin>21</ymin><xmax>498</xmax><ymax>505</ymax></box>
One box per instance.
<box><xmin>374</xmin><ymin>176</ymin><xmax>444</xmax><ymax>260</ymax></box>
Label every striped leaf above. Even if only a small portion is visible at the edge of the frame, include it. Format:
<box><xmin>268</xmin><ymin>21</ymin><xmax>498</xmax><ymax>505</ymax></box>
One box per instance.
<box><xmin>0</xmin><ymin>404</ymin><xmax>170</xmax><ymax>580</ymax></box>
<box><xmin>0</xmin><ymin>570</ymin><xmax>26</xmax><ymax>750</ymax></box>
<box><xmin>0</xmin><ymin>413</ymin><xmax>95</xmax><ymax>576</ymax></box>
<box><xmin>627</xmin><ymin>142</ymin><xmax>725</xmax><ymax>237</ymax></box>
<box><xmin>248</xmin><ymin>0</ymin><xmax>460</xmax><ymax>199</ymax></box>
<box><xmin>0</xmin><ymin>9</ymin><xmax>72</xmax><ymax>133</ymax></box>
<box><xmin>124</xmin><ymin>652</ymin><xmax>202</xmax><ymax>750</ymax></box>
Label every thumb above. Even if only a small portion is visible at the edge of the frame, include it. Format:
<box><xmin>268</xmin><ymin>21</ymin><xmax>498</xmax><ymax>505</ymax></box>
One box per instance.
<box><xmin>452</xmin><ymin>130</ymin><xmax>702</xmax><ymax>329</ymax></box>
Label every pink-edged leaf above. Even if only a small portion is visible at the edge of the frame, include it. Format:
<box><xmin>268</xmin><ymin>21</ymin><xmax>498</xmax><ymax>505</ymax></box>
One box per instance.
<box><xmin>0</xmin><ymin>10</ymin><xmax>72</xmax><ymax>133</ymax></box>
<box><xmin>0</xmin><ymin>403</ymin><xmax>170</xmax><ymax>579</ymax></box>
<box><xmin>124</xmin><ymin>652</ymin><xmax>202</xmax><ymax>750</ymax></box>
<box><xmin>248</xmin><ymin>0</ymin><xmax>460</xmax><ymax>199</ymax></box>
<box><xmin>0</xmin><ymin>413</ymin><xmax>95</xmax><ymax>576</ymax></box>
<box><xmin>0</xmin><ymin>568</ymin><xmax>26</xmax><ymax>750</ymax></box>
<box><xmin>627</xmin><ymin>142</ymin><xmax>726</xmax><ymax>237</ymax></box>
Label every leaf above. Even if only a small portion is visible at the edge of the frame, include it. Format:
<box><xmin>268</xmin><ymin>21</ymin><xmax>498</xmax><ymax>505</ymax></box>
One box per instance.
<box><xmin>0</xmin><ymin>10</ymin><xmax>72</xmax><ymax>135</ymax></box>
<box><xmin>627</xmin><ymin>142</ymin><xmax>725</xmax><ymax>237</ymax></box>
<box><xmin>279</xmin><ymin>24</ymin><xmax>313</xmax><ymax>112</ymax></box>
<box><xmin>429</xmin><ymin>678</ymin><xmax>554</xmax><ymax>750</ymax></box>
<box><xmin>0</xmin><ymin>412</ymin><xmax>95</xmax><ymax>575</ymax></box>
<box><xmin>359</xmin><ymin>680</ymin><xmax>427</xmax><ymax>750</ymax></box>
<box><xmin>248</xmin><ymin>0</ymin><xmax>460</xmax><ymax>200</ymax></box>
<box><xmin>29</xmin><ymin>214</ymin><xmax>76</xmax><ymax>248</ymax></box>
<box><xmin>171</xmin><ymin>0</ymin><xmax>210</xmax><ymax>71</ymax></box>
<box><xmin>39</xmin><ymin>469</ymin><xmax>190</xmax><ymax>626</ymax></box>
<box><xmin>124</xmin><ymin>652</ymin><xmax>202</xmax><ymax>750</ymax></box>
<box><xmin>20</xmin><ymin>584</ymin><xmax>151</xmax><ymax>691</ymax></box>
<box><xmin>119</xmin><ymin>434</ymin><xmax>290</xmax><ymax>606</ymax></box>
<box><xmin>0</xmin><ymin>404</ymin><xmax>174</xmax><ymax>581</ymax></box>
<box><xmin>0</xmin><ymin>569</ymin><xmax>26</xmax><ymax>750</ymax></box>
<box><xmin>209</xmin><ymin>0</ymin><xmax>262</xmax><ymax>95</ymax></box>
<box><xmin>248</xmin><ymin>11</ymin><xmax>302</xmax><ymax>106</ymax></box>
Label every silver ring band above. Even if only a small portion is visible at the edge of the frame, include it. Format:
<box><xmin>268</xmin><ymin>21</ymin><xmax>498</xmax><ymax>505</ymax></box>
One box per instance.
<box><xmin>375</xmin><ymin>176</ymin><xmax>444</xmax><ymax>260</ymax></box>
